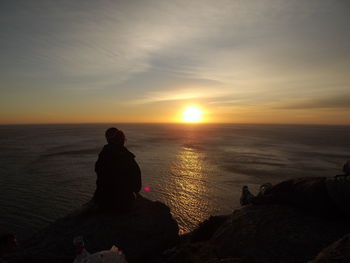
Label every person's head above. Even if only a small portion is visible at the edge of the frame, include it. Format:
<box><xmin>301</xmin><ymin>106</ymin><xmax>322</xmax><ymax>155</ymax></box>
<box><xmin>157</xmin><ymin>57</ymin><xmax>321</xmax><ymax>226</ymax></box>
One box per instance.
<box><xmin>0</xmin><ymin>233</ymin><xmax>17</xmax><ymax>256</ymax></box>
<box><xmin>105</xmin><ymin>127</ymin><xmax>126</xmax><ymax>146</ymax></box>
<box><xmin>343</xmin><ymin>160</ymin><xmax>350</xmax><ymax>175</ymax></box>
<box><xmin>242</xmin><ymin>185</ymin><xmax>249</xmax><ymax>193</ymax></box>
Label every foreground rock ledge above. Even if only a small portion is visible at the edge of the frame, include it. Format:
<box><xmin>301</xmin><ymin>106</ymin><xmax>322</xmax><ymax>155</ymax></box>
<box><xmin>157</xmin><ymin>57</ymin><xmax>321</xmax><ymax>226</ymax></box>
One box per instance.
<box><xmin>8</xmin><ymin>196</ymin><xmax>179</xmax><ymax>263</ymax></box>
<box><xmin>165</xmin><ymin>205</ymin><xmax>350</xmax><ymax>263</ymax></box>
<box><xmin>213</xmin><ymin>205</ymin><xmax>350</xmax><ymax>263</ymax></box>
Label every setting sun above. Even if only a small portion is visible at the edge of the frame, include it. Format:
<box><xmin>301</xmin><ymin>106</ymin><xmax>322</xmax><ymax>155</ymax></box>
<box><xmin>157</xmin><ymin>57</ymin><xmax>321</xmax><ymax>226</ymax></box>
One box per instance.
<box><xmin>182</xmin><ymin>106</ymin><xmax>203</xmax><ymax>123</ymax></box>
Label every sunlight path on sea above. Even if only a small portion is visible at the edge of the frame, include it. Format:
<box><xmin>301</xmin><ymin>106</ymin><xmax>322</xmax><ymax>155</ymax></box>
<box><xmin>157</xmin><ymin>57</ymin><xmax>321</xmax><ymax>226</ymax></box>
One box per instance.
<box><xmin>166</xmin><ymin>144</ymin><xmax>209</xmax><ymax>234</ymax></box>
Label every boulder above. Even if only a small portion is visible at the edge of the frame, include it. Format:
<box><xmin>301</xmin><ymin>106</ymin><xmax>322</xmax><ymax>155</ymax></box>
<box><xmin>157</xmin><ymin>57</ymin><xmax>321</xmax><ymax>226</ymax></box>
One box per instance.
<box><xmin>212</xmin><ymin>204</ymin><xmax>350</xmax><ymax>263</ymax></box>
<box><xmin>208</xmin><ymin>259</ymin><xmax>249</xmax><ymax>263</ymax></box>
<box><xmin>162</xmin><ymin>204</ymin><xmax>350</xmax><ymax>263</ymax></box>
<box><xmin>8</xmin><ymin>196</ymin><xmax>179</xmax><ymax>263</ymax></box>
<box><xmin>161</xmin><ymin>215</ymin><xmax>247</xmax><ymax>263</ymax></box>
<box><xmin>309</xmin><ymin>233</ymin><xmax>350</xmax><ymax>263</ymax></box>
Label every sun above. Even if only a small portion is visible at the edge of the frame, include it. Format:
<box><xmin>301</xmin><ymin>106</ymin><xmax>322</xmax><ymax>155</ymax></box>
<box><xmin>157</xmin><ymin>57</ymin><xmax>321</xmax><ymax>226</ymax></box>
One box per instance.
<box><xmin>182</xmin><ymin>106</ymin><xmax>203</xmax><ymax>123</ymax></box>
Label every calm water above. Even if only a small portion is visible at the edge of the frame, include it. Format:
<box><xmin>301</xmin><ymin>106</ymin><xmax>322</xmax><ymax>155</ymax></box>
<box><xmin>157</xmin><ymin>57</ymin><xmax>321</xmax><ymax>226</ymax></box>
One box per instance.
<box><xmin>0</xmin><ymin>123</ymin><xmax>349</xmax><ymax>239</ymax></box>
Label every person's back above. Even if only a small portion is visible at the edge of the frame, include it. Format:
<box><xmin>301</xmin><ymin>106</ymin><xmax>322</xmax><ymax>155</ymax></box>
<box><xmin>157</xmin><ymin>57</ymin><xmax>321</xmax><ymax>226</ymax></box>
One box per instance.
<box><xmin>93</xmin><ymin>128</ymin><xmax>141</xmax><ymax>212</ymax></box>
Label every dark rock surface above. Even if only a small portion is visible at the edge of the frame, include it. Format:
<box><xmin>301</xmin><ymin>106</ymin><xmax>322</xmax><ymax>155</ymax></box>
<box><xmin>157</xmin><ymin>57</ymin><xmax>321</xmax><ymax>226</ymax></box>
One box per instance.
<box><xmin>8</xmin><ymin>196</ymin><xmax>179</xmax><ymax>263</ymax></box>
<box><xmin>208</xmin><ymin>259</ymin><xmax>249</xmax><ymax>263</ymax></box>
<box><xmin>212</xmin><ymin>204</ymin><xmax>350</xmax><ymax>263</ymax></box>
<box><xmin>309</xmin><ymin>233</ymin><xmax>350</xmax><ymax>263</ymax></box>
<box><xmin>163</xmin><ymin>204</ymin><xmax>350</xmax><ymax>263</ymax></box>
<box><xmin>189</xmin><ymin>215</ymin><xmax>229</xmax><ymax>243</ymax></box>
<box><xmin>5</xmin><ymin>195</ymin><xmax>350</xmax><ymax>263</ymax></box>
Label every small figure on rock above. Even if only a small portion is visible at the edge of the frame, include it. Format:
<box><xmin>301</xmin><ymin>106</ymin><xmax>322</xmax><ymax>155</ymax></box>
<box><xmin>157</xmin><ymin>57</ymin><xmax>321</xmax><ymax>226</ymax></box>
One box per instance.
<box><xmin>335</xmin><ymin>159</ymin><xmax>350</xmax><ymax>177</ymax></box>
<box><xmin>240</xmin><ymin>183</ymin><xmax>272</xmax><ymax>206</ymax></box>
<box><xmin>92</xmin><ymin>127</ymin><xmax>142</xmax><ymax>212</ymax></box>
<box><xmin>241</xmin><ymin>160</ymin><xmax>350</xmax><ymax>218</ymax></box>
<box><xmin>240</xmin><ymin>186</ymin><xmax>255</xmax><ymax>206</ymax></box>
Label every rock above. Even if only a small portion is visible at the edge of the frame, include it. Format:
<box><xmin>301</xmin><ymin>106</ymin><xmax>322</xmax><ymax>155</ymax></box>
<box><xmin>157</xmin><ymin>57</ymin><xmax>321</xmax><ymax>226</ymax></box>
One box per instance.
<box><xmin>7</xmin><ymin>192</ymin><xmax>350</xmax><ymax>263</ymax></box>
<box><xmin>207</xmin><ymin>259</ymin><xmax>249</xmax><ymax>263</ymax></box>
<box><xmin>308</xmin><ymin>233</ymin><xmax>350</xmax><ymax>263</ymax></box>
<box><xmin>8</xmin><ymin>196</ymin><xmax>179</xmax><ymax>263</ymax></box>
<box><xmin>162</xmin><ymin>204</ymin><xmax>350</xmax><ymax>263</ymax></box>
<box><xmin>162</xmin><ymin>241</ymin><xmax>220</xmax><ymax>263</ymax></box>
<box><xmin>211</xmin><ymin>204</ymin><xmax>350</xmax><ymax>263</ymax></box>
<box><xmin>161</xmin><ymin>215</ymin><xmax>248</xmax><ymax>263</ymax></box>
<box><xmin>189</xmin><ymin>215</ymin><xmax>230</xmax><ymax>243</ymax></box>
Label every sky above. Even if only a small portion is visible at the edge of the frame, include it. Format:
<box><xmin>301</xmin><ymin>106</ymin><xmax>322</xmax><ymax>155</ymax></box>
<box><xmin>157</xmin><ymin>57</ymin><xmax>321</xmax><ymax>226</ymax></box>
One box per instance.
<box><xmin>0</xmin><ymin>0</ymin><xmax>349</xmax><ymax>124</ymax></box>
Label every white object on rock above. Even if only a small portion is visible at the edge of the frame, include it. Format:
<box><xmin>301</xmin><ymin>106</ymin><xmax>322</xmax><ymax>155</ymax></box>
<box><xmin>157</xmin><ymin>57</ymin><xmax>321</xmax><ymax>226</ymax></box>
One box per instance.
<box><xmin>74</xmin><ymin>246</ymin><xmax>128</xmax><ymax>263</ymax></box>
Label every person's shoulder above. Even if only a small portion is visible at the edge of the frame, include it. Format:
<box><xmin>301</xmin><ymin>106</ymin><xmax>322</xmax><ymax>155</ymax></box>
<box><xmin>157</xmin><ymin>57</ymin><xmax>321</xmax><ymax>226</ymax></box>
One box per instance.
<box><xmin>101</xmin><ymin>145</ymin><xmax>135</xmax><ymax>158</ymax></box>
<box><xmin>99</xmin><ymin>144</ymin><xmax>110</xmax><ymax>153</ymax></box>
<box><xmin>122</xmin><ymin>147</ymin><xmax>135</xmax><ymax>158</ymax></box>
<box><xmin>97</xmin><ymin>144</ymin><xmax>115</xmax><ymax>158</ymax></box>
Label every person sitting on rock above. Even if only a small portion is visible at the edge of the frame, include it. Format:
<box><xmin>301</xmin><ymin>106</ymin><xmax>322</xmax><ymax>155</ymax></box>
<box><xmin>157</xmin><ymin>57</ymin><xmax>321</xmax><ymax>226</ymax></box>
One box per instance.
<box><xmin>92</xmin><ymin>127</ymin><xmax>142</xmax><ymax>212</ymax></box>
<box><xmin>335</xmin><ymin>159</ymin><xmax>350</xmax><ymax>177</ymax></box>
<box><xmin>241</xmin><ymin>160</ymin><xmax>350</xmax><ymax>218</ymax></box>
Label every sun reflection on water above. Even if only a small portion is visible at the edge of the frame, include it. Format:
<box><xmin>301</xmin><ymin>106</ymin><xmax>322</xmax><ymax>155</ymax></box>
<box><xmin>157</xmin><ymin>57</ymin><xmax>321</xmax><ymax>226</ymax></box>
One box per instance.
<box><xmin>166</xmin><ymin>145</ymin><xmax>209</xmax><ymax>234</ymax></box>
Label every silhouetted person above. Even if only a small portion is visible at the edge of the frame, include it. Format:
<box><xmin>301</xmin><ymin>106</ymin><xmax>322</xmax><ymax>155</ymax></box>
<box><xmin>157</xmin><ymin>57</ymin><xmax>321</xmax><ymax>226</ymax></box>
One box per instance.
<box><xmin>335</xmin><ymin>160</ymin><xmax>350</xmax><ymax>177</ymax></box>
<box><xmin>93</xmin><ymin>128</ymin><xmax>141</xmax><ymax>212</ymax></box>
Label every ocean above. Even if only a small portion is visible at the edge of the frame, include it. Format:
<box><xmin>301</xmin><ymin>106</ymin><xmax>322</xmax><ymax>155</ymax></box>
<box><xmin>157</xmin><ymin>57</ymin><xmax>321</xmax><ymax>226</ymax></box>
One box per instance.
<box><xmin>0</xmin><ymin>123</ymin><xmax>349</xmax><ymax>239</ymax></box>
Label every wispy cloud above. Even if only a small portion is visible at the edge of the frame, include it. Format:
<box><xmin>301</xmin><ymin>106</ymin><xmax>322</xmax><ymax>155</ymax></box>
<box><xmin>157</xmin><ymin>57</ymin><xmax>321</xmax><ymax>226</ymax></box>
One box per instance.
<box><xmin>275</xmin><ymin>94</ymin><xmax>350</xmax><ymax>109</ymax></box>
<box><xmin>130</xmin><ymin>85</ymin><xmax>232</xmax><ymax>104</ymax></box>
<box><xmin>1</xmin><ymin>0</ymin><xmax>350</xmax><ymax>123</ymax></box>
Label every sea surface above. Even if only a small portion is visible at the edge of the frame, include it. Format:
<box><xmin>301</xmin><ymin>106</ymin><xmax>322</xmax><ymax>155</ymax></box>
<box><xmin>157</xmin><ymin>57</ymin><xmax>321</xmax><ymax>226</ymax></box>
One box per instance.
<box><xmin>0</xmin><ymin>123</ymin><xmax>349</xmax><ymax>239</ymax></box>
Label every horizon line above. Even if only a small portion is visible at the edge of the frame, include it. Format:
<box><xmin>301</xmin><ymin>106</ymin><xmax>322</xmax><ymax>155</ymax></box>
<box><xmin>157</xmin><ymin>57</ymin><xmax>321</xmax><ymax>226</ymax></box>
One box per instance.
<box><xmin>1</xmin><ymin>121</ymin><xmax>350</xmax><ymax>127</ymax></box>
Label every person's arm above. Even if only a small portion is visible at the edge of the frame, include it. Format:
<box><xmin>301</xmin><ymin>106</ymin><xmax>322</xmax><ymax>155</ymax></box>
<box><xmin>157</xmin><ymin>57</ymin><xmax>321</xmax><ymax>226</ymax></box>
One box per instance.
<box><xmin>95</xmin><ymin>150</ymin><xmax>112</xmax><ymax>187</ymax></box>
<box><xmin>95</xmin><ymin>150</ymin><xmax>110</xmax><ymax>175</ymax></box>
<box><xmin>131</xmin><ymin>159</ymin><xmax>142</xmax><ymax>193</ymax></box>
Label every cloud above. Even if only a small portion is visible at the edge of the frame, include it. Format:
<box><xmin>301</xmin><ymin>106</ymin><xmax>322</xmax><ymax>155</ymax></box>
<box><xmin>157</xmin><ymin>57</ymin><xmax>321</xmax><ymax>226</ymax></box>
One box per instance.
<box><xmin>129</xmin><ymin>82</ymin><xmax>232</xmax><ymax>104</ymax></box>
<box><xmin>1</xmin><ymin>0</ymin><xmax>350</xmax><ymax>124</ymax></box>
<box><xmin>276</xmin><ymin>94</ymin><xmax>350</xmax><ymax>109</ymax></box>
<box><xmin>2</xmin><ymin>0</ymin><xmax>349</xmax><ymax>86</ymax></box>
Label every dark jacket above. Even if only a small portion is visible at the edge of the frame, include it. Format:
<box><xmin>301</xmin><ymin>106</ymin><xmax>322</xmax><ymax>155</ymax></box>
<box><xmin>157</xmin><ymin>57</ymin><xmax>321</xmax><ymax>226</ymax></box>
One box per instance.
<box><xmin>93</xmin><ymin>144</ymin><xmax>141</xmax><ymax>210</ymax></box>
